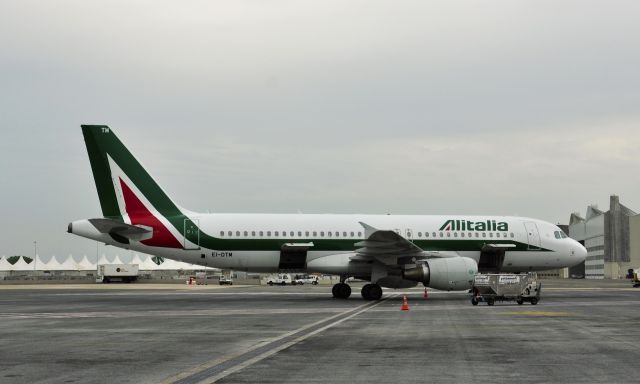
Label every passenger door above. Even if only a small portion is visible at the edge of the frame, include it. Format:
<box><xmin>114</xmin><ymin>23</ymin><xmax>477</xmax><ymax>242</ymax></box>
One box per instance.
<box><xmin>523</xmin><ymin>221</ymin><xmax>541</xmax><ymax>250</ymax></box>
<box><xmin>183</xmin><ymin>218</ymin><xmax>200</xmax><ymax>250</ymax></box>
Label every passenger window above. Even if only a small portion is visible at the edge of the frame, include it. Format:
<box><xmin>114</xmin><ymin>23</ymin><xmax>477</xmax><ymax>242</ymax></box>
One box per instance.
<box><xmin>327</xmin><ymin>232</ymin><xmax>332</xmax><ymax>237</ymax></box>
<box><xmin>554</xmin><ymin>231</ymin><xmax>560</xmax><ymax>239</ymax></box>
<box><xmin>489</xmin><ymin>233</ymin><xmax>493</xmax><ymax>238</ymax></box>
<box><xmin>343</xmin><ymin>232</ymin><xmax>347</xmax><ymax>237</ymax></box>
<box><xmin>259</xmin><ymin>231</ymin><xmax>263</xmax><ymax>236</ymax></box>
<box><xmin>350</xmin><ymin>231</ymin><xmax>355</xmax><ymax>237</ymax></box>
<box><xmin>335</xmin><ymin>232</ymin><xmax>339</xmax><ymax>237</ymax></box>
<box><xmin>228</xmin><ymin>231</ymin><xmax>232</xmax><ymax>236</ymax></box>
<box><xmin>252</xmin><ymin>231</ymin><xmax>256</xmax><ymax>236</ymax></box>
<box><xmin>358</xmin><ymin>231</ymin><xmax>362</xmax><ymax>237</ymax></box>
<box><xmin>313</xmin><ymin>231</ymin><xmax>317</xmax><ymax>237</ymax></box>
<box><xmin>275</xmin><ymin>231</ymin><xmax>279</xmax><ymax>236</ymax></box>
<box><xmin>244</xmin><ymin>231</ymin><xmax>248</xmax><ymax>237</ymax></box>
<box><xmin>439</xmin><ymin>232</ymin><xmax>444</xmax><ymax>238</ymax></box>
<box><xmin>510</xmin><ymin>233</ymin><xmax>514</xmax><ymax>238</ymax></box>
<box><xmin>305</xmin><ymin>231</ymin><xmax>309</xmax><ymax>237</ymax></box>
<box><xmin>447</xmin><ymin>232</ymin><xmax>451</xmax><ymax>238</ymax></box>
<box><xmin>220</xmin><ymin>231</ymin><xmax>224</xmax><ymax>236</ymax></box>
<box><xmin>453</xmin><ymin>232</ymin><xmax>458</xmax><ymax>238</ymax></box>
<box><xmin>267</xmin><ymin>231</ymin><xmax>271</xmax><ymax>237</ymax></box>
<box><xmin>468</xmin><ymin>232</ymin><xmax>472</xmax><ymax>237</ymax></box>
<box><xmin>482</xmin><ymin>233</ymin><xmax>486</xmax><ymax>238</ymax></box>
<box><xmin>461</xmin><ymin>233</ymin><xmax>465</xmax><ymax>238</ymax></box>
<box><xmin>320</xmin><ymin>231</ymin><xmax>325</xmax><ymax>237</ymax></box>
<box><xmin>418</xmin><ymin>232</ymin><xmax>422</xmax><ymax>237</ymax></box>
<box><xmin>475</xmin><ymin>233</ymin><xmax>479</xmax><ymax>238</ymax></box>
<box><xmin>425</xmin><ymin>232</ymin><xmax>429</xmax><ymax>238</ymax></box>
<box><xmin>432</xmin><ymin>232</ymin><xmax>436</xmax><ymax>237</ymax></box>
<box><xmin>291</xmin><ymin>231</ymin><xmax>295</xmax><ymax>237</ymax></box>
<box><xmin>236</xmin><ymin>231</ymin><xmax>240</xmax><ymax>236</ymax></box>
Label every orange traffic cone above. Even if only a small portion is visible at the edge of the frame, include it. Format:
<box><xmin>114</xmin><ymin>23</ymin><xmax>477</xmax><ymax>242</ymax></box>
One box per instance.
<box><xmin>424</xmin><ymin>288</ymin><xmax>428</xmax><ymax>299</ymax></box>
<box><xmin>401</xmin><ymin>294</ymin><xmax>410</xmax><ymax>311</ymax></box>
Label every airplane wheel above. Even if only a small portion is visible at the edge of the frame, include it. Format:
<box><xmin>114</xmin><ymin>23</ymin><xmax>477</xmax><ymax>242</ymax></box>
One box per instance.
<box><xmin>332</xmin><ymin>283</ymin><xmax>351</xmax><ymax>299</ymax></box>
<box><xmin>530</xmin><ymin>298</ymin><xmax>538</xmax><ymax>305</ymax></box>
<box><xmin>361</xmin><ymin>284</ymin><xmax>372</xmax><ymax>300</ymax></box>
<box><xmin>361</xmin><ymin>284</ymin><xmax>382</xmax><ymax>300</ymax></box>
<box><xmin>369</xmin><ymin>284</ymin><xmax>382</xmax><ymax>300</ymax></box>
<box><xmin>517</xmin><ymin>299</ymin><xmax>524</xmax><ymax>305</ymax></box>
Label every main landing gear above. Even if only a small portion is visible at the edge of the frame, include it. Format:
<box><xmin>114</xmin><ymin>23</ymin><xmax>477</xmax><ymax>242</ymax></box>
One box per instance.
<box><xmin>331</xmin><ymin>282</ymin><xmax>383</xmax><ymax>300</ymax></box>
<box><xmin>361</xmin><ymin>283</ymin><xmax>383</xmax><ymax>301</ymax></box>
<box><xmin>332</xmin><ymin>283</ymin><xmax>351</xmax><ymax>299</ymax></box>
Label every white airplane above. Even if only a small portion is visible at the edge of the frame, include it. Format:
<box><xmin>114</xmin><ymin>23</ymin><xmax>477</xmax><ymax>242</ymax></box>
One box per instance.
<box><xmin>69</xmin><ymin>125</ymin><xmax>587</xmax><ymax>300</ymax></box>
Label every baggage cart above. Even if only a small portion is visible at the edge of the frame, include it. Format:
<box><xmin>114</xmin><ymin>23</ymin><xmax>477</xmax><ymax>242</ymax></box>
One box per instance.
<box><xmin>471</xmin><ymin>273</ymin><xmax>541</xmax><ymax>306</ymax></box>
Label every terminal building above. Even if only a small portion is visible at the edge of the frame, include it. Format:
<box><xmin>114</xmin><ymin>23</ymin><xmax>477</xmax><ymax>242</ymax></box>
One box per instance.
<box><xmin>569</xmin><ymin>195</ymin><xmax>640</xmax><ymax>279</ymax></box>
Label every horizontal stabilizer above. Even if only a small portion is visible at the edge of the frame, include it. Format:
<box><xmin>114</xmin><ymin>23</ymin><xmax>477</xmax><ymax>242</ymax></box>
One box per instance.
<box><xmin>88</xmin><ymin>218</ymin><xmax>153</xmax><ymax>243</ymax></box>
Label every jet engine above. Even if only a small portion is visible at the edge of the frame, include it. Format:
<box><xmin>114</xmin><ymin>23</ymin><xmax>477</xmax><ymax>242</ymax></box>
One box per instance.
<box><xmin>402</xmin><ymin>256</ymin><xmax>477</xmax><ymax>291</ymax></box>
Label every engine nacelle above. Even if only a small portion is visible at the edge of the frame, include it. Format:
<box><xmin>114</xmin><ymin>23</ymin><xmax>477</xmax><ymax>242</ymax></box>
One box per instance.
<box><xmin>402</xmin><ymin>256</ymin><xmax>477</xmax><ymax>291</ymax></box>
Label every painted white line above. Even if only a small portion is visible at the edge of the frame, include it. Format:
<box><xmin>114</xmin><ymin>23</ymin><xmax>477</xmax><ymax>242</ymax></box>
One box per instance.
<box><xmin>164</xmin><ymin>296</ymin><xmax>393</xmax><ymax>384</ymax></box>
<box><xmin>198</xmin><ymin>297</ymin><xmax>392</xmax><ymax>384</ymax></box>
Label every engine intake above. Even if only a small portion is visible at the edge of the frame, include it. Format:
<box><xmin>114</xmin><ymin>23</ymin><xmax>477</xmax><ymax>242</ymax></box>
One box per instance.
<box><xmin>402</xmin><ymin>256</ymin><xmax>478</xmax><ymax>291</ymax></box>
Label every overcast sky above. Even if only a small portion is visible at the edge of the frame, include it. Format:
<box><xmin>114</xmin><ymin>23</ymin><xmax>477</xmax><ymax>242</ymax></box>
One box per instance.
<box><xmin>2</xmin><ymin>1</ymin><xmax>640</xmax><ymax>259</ymax></box>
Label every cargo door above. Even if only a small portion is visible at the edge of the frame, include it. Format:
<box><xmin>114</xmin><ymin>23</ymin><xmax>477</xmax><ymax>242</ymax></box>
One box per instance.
<box><xmin>279</xmin><ymin>243</ymin><xmax>313</xmax><ymax>272</ymax></box>
<box><xmin>183</xmin><ymin>218</ymin><xmax>200</xmax><ymax>250</ymax></box>
<box><xmin>524</xmin><ymin>221</ymin><xmax>541</xmax><ymax>250</ymax></box>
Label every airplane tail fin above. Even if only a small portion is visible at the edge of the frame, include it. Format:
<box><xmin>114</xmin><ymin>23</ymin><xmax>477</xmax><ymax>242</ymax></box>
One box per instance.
<box><xmin>81</xmin><ymin>125</ymin><xmax>193</xmax><ymax>248</ymax></box>
<box><xmin>81</xmin><ymin>125</ymin><xmax>183</xmax><ymax>219</ymax></box>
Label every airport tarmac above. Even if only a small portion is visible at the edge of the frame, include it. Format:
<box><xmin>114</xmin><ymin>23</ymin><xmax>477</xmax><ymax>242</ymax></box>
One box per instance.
<box><xmin>1</xmin><ymin>280</ymin><xmax>639</xmax><ymax>384</ymax></box>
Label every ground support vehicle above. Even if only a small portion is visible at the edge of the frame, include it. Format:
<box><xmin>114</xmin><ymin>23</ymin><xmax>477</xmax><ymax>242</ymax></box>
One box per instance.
<box><xmin>294</xmin><ymin>274</ymin><xmax>319</xmax><ymax>285</ymax></box>
<box><xmin>267</xmin><ymin>274</ymin><xmax>293</xmax><ymax>286</ymax></box>
<box><xmin>632</xmin><ymin>269</ymin><xmax>640</xmax><ymax>288</ymax></box>
<box><xmin>96</xmin><ymin>264</ymin><xmax>139</xmax><ymax>283</ymax></box>
<box><xmin>471</xmin><ymin>273</ymin><xmax>541</xmax><ymax>306</ymax></box>
<box><xmin>219</xmin><ymin>276</ymin><xmax>233</xmax><ymax>285</ymax></box>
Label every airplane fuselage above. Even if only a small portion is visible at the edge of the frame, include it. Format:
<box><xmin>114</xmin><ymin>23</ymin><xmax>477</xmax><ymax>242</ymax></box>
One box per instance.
<box><xmin>70</xmin><ymin>125</ymin><xmax>587</xmax><ymax>297</ymax></box>
<box><xmin>71</xmin><ymin>213</ymin><xmax>585</xmax><ymax>274</ymax></box>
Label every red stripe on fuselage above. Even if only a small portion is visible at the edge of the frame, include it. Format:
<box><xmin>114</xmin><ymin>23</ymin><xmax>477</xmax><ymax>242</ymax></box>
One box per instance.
<box><xmin>119</xmin><ymin>178</ymin><xmax>182</xmax><ymax>249</ymax></box>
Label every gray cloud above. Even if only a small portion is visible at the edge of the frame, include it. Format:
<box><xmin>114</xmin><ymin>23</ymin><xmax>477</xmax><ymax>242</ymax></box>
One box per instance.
<box><xmin>1</xmin><ymin>1</ymin><xmax>639</xmax><ymax>257</ymax></box>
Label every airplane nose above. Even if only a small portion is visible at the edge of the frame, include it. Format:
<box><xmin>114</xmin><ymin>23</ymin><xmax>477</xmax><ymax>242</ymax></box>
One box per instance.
<box><xmin>572</xmin><ymin>241</ymin><xmax>587</xmax><ymax>264</ymax></box>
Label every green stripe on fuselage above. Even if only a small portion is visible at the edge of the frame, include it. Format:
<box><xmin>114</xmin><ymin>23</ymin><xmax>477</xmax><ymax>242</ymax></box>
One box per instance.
<box><xmin>185</xmin><ymin>235</ymin><xmax>550</xmax><ymax>253</ymax></box>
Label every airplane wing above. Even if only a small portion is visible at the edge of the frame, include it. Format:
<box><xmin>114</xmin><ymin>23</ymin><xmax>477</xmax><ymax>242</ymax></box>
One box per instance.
<box><xmin>88</xmin><ymin>218</ymin><xmax>152</xmax><ymax>243</ymax></box>
<box><xmin>352</xmin><ymin>222</ymin><xmax>458</xmax><ymax>265</ymax></box>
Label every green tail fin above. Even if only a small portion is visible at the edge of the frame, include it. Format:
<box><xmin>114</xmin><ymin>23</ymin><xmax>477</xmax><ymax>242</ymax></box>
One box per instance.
<box><xmin>81</xmin><ymin>125</ymin><xmax>183</xmax><ymax>221</ymax></box>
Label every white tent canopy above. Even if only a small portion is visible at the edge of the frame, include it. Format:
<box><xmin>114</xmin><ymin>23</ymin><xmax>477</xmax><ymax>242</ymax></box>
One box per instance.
<box><xmin>0</xmin><ymin>254</ymin><xmax>216</xmax><ymax>271</ymax></box>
